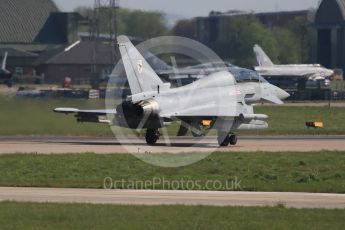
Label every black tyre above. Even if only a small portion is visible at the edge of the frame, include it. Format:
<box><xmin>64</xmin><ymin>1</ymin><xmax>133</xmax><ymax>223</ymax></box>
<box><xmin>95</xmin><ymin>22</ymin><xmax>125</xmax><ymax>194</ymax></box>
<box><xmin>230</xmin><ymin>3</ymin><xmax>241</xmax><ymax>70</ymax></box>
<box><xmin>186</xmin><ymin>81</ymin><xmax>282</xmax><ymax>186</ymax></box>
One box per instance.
<box><xmin>229</xmin><ymin>134</ymin><xmax>237</xmax><ymax>146</ymax></box>
<box><xmin>218</xmin><ymin>134</ymin><xmax>230</xmax><ymax>147</ymax></box>
<box><xmin>145</xmin><ymin>129</ymin><xmax>160</xmax><ymax>145</ymax></box>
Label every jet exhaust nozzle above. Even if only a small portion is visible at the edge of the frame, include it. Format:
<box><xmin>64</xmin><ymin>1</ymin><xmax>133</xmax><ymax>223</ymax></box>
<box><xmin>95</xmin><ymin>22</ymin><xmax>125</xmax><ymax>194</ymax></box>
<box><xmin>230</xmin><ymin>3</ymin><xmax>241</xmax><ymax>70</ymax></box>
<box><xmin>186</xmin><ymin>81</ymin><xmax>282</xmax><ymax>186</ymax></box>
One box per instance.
<box><xmin>137</xmin><ymin>99</ymin><xmax>160</xmax><ymax>118</ymax></box>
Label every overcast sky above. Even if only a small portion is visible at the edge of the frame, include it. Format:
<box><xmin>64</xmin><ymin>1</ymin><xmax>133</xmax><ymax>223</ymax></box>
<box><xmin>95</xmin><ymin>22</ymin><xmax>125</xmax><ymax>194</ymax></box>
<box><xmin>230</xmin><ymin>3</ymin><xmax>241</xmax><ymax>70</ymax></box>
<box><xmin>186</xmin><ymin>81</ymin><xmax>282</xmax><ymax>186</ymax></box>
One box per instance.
<box><xmin>54</xmin><ymin>0</ymin><xmax>320</xmax><ymax>17</ymax></box>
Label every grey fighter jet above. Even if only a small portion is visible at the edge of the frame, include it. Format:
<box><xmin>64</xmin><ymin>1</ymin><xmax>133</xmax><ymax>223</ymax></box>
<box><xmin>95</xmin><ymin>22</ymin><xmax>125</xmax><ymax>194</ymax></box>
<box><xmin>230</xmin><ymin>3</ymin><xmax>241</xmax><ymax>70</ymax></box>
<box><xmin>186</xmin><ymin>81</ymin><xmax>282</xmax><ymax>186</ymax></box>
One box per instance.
<box><xmin>0</xmin><ymin>52</ymin><xmax>12</xmax><ymax>87</ymax></box>
<box><xmin>54</xmin><ymin>36</ymin><xmax>289</xmax><ymax>146</ymax></box>
<box><xmin>254</xmin><ymin>44</ymin><xmax>334</xmax><ymax>81</ymax></box>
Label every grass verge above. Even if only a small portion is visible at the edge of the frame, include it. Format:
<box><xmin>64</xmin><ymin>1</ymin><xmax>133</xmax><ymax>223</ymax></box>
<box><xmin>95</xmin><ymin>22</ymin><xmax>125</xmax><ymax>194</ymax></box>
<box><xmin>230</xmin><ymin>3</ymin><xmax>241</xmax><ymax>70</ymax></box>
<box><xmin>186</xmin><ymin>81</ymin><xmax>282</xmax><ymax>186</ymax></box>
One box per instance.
<box><xmin>0</xmin><ymin>97</ymin><xmax>345</xmax><ymax>136</ymax></box>
<box><xmin>0</xmin><ymin>202</ymin><xmax>344</xmax><ymax>230</ymax></box>
<box><xmin>1</xmin><ymin>151</ymin><xmax>345</xmax><ymax>193</ymax></box>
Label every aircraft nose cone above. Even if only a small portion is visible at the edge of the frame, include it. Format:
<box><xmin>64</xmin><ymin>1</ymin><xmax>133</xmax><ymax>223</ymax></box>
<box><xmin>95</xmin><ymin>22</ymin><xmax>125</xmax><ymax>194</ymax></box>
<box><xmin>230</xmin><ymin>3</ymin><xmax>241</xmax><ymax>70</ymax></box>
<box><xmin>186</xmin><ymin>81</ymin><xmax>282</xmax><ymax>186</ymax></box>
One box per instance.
<box><xmin>276</xmin><ymin>88</ymin><xmax>290</xmax><ymax>100</ymax></box>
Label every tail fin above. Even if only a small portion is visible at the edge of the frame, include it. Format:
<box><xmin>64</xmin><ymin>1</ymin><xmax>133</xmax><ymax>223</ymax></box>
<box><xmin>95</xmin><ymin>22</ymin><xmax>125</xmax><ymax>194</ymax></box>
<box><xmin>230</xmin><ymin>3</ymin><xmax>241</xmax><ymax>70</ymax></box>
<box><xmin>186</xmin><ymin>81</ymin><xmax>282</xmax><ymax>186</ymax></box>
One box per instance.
<box><xmin>144</xmin><ymin>51</ymin><xmax>172</xmax><ymax>71</ymax></box>
<box><xmin>253</xmin><ymin>45</ymin><xmax>274</xmax><ymax>67</ymax></box>
<box><xmin>1</xmin><ymin>52</ymin><xmax>8</xmax><ymax>70</ymax></box>
<box><xmin>117</xmin><ymin>35</ymin><xmax>167</xmax><ymax>95</ymax></box>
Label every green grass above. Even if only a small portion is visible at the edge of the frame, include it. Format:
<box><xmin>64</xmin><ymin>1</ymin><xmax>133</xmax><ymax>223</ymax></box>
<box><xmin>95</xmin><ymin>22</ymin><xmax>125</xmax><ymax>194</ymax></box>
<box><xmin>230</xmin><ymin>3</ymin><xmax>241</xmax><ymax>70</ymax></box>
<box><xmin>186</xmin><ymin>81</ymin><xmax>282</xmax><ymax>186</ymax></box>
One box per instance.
<box><xmin>0</xmin><ymin>96</ymin><xmax>345</xmax><ymax>136</ymax></box>
<box><xmin>0</xmin><ymin>97</ymin><xmax>112</xmax><ymax>136</ymax></box>
<box><xmin>254</xmin><ymin>106</ymin><xmax>345</xmax><ymax>135</ymax></box>
<box><xmin>0</xmin><ymin>202</ymin><xmax>344</xmax><ymax>230</ymax></box>
<box><xmin>1</xmin><ymin>151</ymin><xmax>345</xmax><ymax>193</ymax></box>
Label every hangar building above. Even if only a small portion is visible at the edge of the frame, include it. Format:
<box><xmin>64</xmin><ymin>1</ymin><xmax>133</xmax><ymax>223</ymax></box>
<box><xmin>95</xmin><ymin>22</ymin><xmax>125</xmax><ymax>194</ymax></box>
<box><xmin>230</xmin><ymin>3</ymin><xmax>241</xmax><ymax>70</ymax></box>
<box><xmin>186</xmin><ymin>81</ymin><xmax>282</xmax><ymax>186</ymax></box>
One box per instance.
<box><xmin>312</xmin><ymin>0</ymin><xmax>345</xmax><ymax>71</ymax></box>
<box><xmin>0</xmin><ymin>0</ymin><xmax>81</xmax><ymax>83</ymax></box>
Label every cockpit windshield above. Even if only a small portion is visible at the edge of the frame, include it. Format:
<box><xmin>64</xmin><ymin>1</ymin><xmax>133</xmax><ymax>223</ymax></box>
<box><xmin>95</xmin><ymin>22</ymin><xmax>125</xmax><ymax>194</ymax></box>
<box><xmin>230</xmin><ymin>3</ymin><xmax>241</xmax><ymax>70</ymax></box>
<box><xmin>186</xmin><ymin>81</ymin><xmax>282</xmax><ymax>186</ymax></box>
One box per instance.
<box><xmin>229</xmin><ymin>67</ymin><xmax>267</xmax><ymax>83</ymax></box>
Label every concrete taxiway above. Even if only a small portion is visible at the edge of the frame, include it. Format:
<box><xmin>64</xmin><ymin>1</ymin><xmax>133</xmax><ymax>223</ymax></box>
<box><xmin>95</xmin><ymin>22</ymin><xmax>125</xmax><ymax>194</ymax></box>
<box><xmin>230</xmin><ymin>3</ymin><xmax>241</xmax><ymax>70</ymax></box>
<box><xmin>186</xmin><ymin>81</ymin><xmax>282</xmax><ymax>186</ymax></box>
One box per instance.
<box><xmin>0</xmin><ymin>136</ymin><xmax>345</xmax><ymax>154</ymax></box>
<box><xmin>0</xmin><ymin>187</ymin><xmax>345</xmax><ymax>209</ymax></box>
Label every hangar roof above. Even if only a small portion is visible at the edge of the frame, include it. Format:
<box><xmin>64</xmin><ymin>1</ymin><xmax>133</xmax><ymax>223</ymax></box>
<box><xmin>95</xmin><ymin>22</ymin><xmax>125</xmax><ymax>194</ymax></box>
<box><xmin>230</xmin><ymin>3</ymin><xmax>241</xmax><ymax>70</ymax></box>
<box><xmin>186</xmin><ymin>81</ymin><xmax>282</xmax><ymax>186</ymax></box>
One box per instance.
<box><xmin>315</xmin><ymin>0</ymin><xmax>345</xmax><ymax>25</ymax></box>
<box><xmin>0</xmin><ymin>0</ymin><xmax>59</xmax><ymax>43</ymax></box>
<box><xmin>337</xmin><ymin>0</ymin><xmax>345</xmax><ymax>17</ymax></box>
<box><xmin>0</xmin><ymin>48</ymin><xmax>37</xmax><ymax>58</ymax></box>
<box><xmin>333</xmin><ymin>0</ymin><xmax>345</xmax><ymax>20</ymax></box>
<box><xmin>44</xmin><ymin>41</ymin><xmax>114</xmax><ymax>65</ymax></box>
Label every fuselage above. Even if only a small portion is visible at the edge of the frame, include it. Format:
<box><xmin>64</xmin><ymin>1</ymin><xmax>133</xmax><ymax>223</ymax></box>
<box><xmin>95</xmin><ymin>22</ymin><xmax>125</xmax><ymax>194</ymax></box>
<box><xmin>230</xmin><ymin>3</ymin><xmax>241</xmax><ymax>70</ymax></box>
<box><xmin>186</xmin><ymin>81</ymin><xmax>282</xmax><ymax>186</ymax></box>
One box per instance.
<box><xmin>255</xmin><ymin>65</ymin><xmax>334</xmax><ymax>78</ymax></box>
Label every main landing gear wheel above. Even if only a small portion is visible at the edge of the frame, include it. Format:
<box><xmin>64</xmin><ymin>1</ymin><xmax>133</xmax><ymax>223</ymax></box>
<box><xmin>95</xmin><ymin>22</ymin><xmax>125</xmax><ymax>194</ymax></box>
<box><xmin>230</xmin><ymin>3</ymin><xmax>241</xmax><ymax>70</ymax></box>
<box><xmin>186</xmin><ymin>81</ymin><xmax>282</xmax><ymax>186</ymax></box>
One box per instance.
<box><xmin>217</xmin><ymin>132</ymin><xmax>238</xmax><ymax>147</ymax></box>
<box><xmin>217</xmin><ymin>132</ymin><xmax>230</xmax><ymax>147</ymax></box>
<box><xmin>229</xmin><ymin>134</ymin><xmax>237</xmax><ymax>146</ymax></box>
<box><xmin>145</xmin><ymin>129</ymin><xmax>160</xmax><ymax>145</ymax></box>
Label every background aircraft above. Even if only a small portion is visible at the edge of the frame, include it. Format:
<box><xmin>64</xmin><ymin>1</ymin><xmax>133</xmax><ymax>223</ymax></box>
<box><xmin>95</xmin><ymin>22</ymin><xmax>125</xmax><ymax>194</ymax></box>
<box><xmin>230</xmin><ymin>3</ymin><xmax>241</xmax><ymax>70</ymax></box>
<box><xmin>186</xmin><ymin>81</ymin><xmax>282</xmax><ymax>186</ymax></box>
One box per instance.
<box><xmin>253</xmin><ymin>44</ymin><xmax>334</xmax><ymax>82</ymax></box>
<box><xmin>157</xmin><ymin>61</ymin><xmax>270</xmax><ymax>88</ymax></box>
<box><xmin>54</xmin><ymin>36</ymin><xmax>289</xmax><ymax>147</ymax></box>
<box><xmin>0</xmin><ymin>52</ymin><xmax>12</xmax><ymax>87</ymax></box>
<box><xmin>114</xmin><ymin>52</ymin><xmax>272</xmax><ymax>90</ymax></box>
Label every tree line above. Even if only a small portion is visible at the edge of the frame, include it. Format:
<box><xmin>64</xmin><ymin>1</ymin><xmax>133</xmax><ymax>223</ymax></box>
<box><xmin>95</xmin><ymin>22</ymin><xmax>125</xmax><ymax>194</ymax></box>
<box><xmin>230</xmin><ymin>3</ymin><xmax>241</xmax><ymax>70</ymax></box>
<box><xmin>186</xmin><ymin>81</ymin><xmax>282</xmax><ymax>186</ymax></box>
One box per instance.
<box><xmin>75</xmin><ymin>7</ymin><xmax>169</xmax><ymax>39</ymax></box>
<box><xmin>75</xmin><ymin>7</ymin><xmax>311</xmax><ymax>67</ymax></box>
<box><xmin>173</xmin><ymin>15</ymin><xmax>311</xmax><ymax>67</ymax></box>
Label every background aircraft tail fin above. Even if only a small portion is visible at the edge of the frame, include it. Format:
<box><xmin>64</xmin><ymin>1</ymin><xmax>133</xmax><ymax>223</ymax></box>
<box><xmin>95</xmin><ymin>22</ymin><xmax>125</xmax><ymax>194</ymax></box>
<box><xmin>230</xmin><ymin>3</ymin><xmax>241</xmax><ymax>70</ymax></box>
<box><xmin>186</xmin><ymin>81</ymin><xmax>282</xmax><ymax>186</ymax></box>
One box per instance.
<box><xmin>253</xmin><ymin>45</ymin><xmax>274</xmax><ymax>67</ymax></box>
<box><xmin>117</xmin><ymin>35</ymin><xmax>166</xmax><ymax>95</ymax></box>
<box><xmin>144</xmin><ymin>51</ymin><xmax>172</xmax><ymax>71</ymax></box>
<box><xmin>1</xmin><ymin>52</ymin><xmax>8</xmax><ymax>69</ymax></box>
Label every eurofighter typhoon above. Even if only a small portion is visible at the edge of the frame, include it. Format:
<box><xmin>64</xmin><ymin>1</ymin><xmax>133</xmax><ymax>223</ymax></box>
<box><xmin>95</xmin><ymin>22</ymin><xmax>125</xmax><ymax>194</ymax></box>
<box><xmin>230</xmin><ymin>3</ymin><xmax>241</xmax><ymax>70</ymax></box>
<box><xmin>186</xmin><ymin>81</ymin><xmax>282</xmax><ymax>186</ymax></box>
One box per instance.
<box><xmin>54</xmin><ymin>36</ymin><xmax>289</xmax><ymax>147</ymax></box>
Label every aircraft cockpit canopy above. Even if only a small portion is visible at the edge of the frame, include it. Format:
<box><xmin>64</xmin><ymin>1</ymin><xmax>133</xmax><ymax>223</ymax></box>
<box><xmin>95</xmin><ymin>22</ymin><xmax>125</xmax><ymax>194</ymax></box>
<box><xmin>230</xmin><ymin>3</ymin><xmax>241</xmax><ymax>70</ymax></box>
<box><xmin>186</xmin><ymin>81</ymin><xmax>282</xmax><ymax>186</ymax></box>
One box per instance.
<box><xmin>230</xmin><ymin>68</ymin><xmax>268</xmax><ymax>83</ymax></box>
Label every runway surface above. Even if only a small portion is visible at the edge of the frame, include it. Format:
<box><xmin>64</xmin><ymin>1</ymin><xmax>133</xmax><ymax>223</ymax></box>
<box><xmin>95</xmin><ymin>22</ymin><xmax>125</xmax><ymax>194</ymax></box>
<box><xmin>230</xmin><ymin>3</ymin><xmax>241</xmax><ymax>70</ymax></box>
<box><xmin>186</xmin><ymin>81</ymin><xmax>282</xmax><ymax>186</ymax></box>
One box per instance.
<box><xmin>0</xmin><ymin>136</ymin><xmax>345</xmax><ymax>154</ymax></box>
<box><xmin>1</xmin><ymin>187</ymin><xmax>345</xmax><ymax>209</ymax></box>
